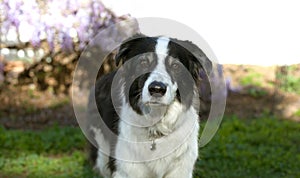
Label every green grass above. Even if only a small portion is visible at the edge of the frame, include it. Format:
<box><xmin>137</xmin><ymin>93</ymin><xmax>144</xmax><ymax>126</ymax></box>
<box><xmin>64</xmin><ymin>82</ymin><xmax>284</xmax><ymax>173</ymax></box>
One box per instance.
<box><xmin>1</xmin><ymin>117</ymin><xmax>300</xmax><ymax>178</ymax></box>
<box><xmin>240</xmin><ymin>73</ymin><xmax>263</xmax><ymax>87</ymax></box>
<box><xmin>294</xmin><ymin>109</ymin><xmax>300</xmax><ymax>117</ymax></box>
<box><xmin>276</xmin><ymin>65</ymin><xmax>300</xmax><ymax>94</ymax></box>
<box><xmin>196</xmin><ymin>116</ymin><xmax>300</xmax><ymax>178</ymax></box>
<box><xmin>246</xmin><ymin>87</ymin><xmax>268</xmax><ymax>98</ymax></box>
<box><xmin>280</xmin><ymin>75</ymin><xmax>300</xmax><ymax>94</ymax></box>
<box><xmin>0</xmin><ymin>126</ymin><xmax>98</xmax><ymax>178</ymax></box>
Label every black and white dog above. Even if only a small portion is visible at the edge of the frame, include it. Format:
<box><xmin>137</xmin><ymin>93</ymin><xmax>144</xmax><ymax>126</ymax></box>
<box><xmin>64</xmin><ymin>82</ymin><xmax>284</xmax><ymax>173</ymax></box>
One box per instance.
<box><xmin>88</xmin><ymin>34</ymin><xmax>212</xmax><ymax>178</ymax></box>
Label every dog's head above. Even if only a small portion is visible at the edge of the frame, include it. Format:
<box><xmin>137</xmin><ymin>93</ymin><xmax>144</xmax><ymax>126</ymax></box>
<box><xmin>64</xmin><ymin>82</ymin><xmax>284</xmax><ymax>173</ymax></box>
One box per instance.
<box><xmin>115</xmin><ymin>34</ymin><xmax>212</xmax><ymax>115</ymax></box>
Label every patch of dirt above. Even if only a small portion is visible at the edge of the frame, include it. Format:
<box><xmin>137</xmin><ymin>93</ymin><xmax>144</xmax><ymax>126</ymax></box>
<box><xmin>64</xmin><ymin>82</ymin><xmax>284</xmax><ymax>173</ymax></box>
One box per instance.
<box><xmin>225</xmin><ymin>89</ymin><xmax>300</xmax><ymax>120</ymax></box>
<box><xmin>0</xmin><ymin>85</ymin><xmax>77</xmax><ymax>130</ymax></box>
<box><xmin>0</xmin><ymin>64</ymin><xmax>299</xmax><ymax>130</ymax></box>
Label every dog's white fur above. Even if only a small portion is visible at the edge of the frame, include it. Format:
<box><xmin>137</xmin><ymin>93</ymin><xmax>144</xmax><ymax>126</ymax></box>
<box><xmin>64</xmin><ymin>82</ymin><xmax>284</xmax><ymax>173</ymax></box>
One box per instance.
<box><xmin>114</xmin><ymin>102</ymin><xmax>199</xmax><ymax>178</ymax></box>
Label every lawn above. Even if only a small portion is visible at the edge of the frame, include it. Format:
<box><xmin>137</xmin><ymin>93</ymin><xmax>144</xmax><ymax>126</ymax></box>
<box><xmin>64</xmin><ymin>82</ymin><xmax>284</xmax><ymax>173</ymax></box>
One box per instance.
<box><xmin>0</xmin><ymin>117</ymin><xmax>299</xmax><ymax>178</ymax></box>
<box><xmin>196</xmin><ymin>117</ymin><xmax>300</xmax><ymax>177</ymax></box>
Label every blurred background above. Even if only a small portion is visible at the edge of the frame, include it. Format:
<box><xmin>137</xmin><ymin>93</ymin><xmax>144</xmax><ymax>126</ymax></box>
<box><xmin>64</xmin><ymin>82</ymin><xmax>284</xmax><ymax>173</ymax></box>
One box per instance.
<box><xmin>0</xmin><ymin>0</ymin><xmax>299</xmax><ymax>177</ymax></box>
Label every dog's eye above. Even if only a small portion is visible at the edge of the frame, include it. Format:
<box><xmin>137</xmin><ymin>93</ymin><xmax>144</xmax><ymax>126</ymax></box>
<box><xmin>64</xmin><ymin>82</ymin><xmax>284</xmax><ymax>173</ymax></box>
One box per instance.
<box><xmin>171</xmin><ymin>63</ymin><xmax>179</xmax><ymax>70</ymax></box>
<box><xmin>140</xmin><ymin>58</ymin><xmax>149</xmax><ymax>68</ymax></box>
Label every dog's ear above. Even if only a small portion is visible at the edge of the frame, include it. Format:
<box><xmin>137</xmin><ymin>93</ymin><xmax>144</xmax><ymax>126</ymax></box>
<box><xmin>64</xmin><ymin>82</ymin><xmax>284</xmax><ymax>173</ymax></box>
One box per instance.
<box><xmin>184</xmin><ymin>40</ymin><xmax>212</xmax><ymax>75</ymax></box>
<box><xmin>115</xmin><ymin>33</ymin><xmax>147</xmax><ymax>66</ymax></box>
<box><xmin>175</xmin><ymin>40</ymin><xmax>212</xmax><ymax>86</ymax></box>
<box><xmin>115</xmin><ymin>44</ymin><xmax>128</xmax><ymax>66</ymax></box>
<box><xmin>171</xmin><ymin>39</ymin><xmax>212</xmax><ymax>76</ymax></box>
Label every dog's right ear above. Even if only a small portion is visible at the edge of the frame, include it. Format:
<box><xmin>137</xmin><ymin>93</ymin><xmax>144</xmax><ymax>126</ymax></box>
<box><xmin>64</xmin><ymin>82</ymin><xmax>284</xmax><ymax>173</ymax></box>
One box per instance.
<box><xmin>115</xmin><ymin>33</ymin><xmax>147</xmax><ymax>66</ymax></box>
<box><xmin>115</xmin><ymin>44</ymin><xmax>128</xmax><ymax>66</ymax></box>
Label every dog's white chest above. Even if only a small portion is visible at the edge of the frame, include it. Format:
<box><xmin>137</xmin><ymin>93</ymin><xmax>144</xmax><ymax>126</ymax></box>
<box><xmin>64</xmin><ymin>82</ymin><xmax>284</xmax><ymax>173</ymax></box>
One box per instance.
<box><xmin>113</xmin><ymin>105</ymin><xmax>199</xmax><ymax>178</ymax></box>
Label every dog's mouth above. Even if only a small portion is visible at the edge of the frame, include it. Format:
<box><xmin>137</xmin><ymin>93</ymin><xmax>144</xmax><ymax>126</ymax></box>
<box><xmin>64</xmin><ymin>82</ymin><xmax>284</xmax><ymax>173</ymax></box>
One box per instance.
<box><xmin>145</xmin><ymin>101</ymin><xmax>167</xmax><ymax>106</ymax></box>
<box><xmin>139</xmin><ymin>101</ymin><xmax>169</xmax><ymax>116</ymax></box>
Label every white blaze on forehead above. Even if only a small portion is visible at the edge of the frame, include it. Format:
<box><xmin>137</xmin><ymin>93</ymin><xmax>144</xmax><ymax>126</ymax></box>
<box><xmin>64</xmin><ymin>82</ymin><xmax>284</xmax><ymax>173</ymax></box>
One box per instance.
<box><xmin>155</xmin><ymin>37</ymin><xmax>170</xmax><ymax>56</ymax></box>
<box><xmin>140</xmin><ymin>36</ymin><xmax>177</xmax><ymax>105</ymax></box>
<box><xmin>153</xmin><ymin>37</ymin><xmax>170</xmax><ymax>77</ymax></box>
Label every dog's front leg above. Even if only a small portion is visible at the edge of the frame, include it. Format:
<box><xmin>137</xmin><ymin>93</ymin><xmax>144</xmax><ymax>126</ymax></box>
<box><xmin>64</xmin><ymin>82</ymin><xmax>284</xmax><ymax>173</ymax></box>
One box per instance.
<box><xmin>164</xmin><ymin>147</ymin><xmax>198</xmax><ymax>178</ymax></box>
<box><xmin>163</xmin><ymin>161</ymin><xmax>195</xmax><ymax>178</ymax></box>
<box><xmin>163</xmin><ymin>164</ymin><xmax>193</xmax><ymax>178</ymax></box>
<box><xmin>112</xmin><ymin>162</ymin><xmax>153</xmax><ymax>178</ymax></box>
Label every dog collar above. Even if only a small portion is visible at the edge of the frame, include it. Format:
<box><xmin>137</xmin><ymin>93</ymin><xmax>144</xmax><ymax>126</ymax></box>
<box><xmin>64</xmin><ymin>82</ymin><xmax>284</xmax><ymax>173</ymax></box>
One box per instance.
<box><xmin>150</xmin><ymin>139</ymin><xmax>156</xmax><ymax>151</ymax></box>
<box><xmin>148</xmin><ymin>130</ymin><xmax>165</xmax><ymax>151</ymax></box>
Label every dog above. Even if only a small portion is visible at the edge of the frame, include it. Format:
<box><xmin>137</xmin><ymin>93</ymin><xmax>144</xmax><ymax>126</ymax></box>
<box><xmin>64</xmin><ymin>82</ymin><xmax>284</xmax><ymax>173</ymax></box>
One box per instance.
<box><xmin>87</xmin><ymin>34</ymin><xmax>212</xmax><ymax>178</ymax></box>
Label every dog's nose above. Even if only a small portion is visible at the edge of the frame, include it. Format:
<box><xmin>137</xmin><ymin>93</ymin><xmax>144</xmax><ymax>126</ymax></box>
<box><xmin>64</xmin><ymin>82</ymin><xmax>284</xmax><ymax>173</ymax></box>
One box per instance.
<box><xmin>148</xmin><ymin>81</ymin><xmax>167</xmax><ymax>96</ymax></box>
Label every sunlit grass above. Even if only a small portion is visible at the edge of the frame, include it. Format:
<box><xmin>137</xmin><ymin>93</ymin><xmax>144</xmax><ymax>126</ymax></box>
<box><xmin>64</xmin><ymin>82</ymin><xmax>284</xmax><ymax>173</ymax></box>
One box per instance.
<box><xmin>240</xmin><ymin>72</ymin><xmax>263</xmax><ymax>87</ymax></box>
<box><xmin>1</xmin><ymin>117</ymin><xmax>300</xmax><ymax>178</ymax></box>
<box><xmin>0</xmin><ymin>126</ymin><xmax>99</xmax><ymax>178</ymax></box>
<box><xmin>196</xmin><ymin>116</ymin><xmax>300</xmax><ymax>177</ymax></box>
<box><xmin>0</xmin><ymin>152</ymin><xmax>96</xmax><ymax>178</ymax></box>
<box><xmin>276</xmin><ymin>65</ymin><xmax>300</xmax><ymax>95</ymax></box>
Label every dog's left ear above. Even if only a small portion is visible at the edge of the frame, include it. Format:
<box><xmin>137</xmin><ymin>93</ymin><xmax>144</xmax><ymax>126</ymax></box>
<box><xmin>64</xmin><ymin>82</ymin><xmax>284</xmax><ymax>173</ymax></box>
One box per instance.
<box><xmin>177</xmin><ymin>40</ymin><xmax>212</xmax><ymax>86</ymax></box>
<box><xmin>174</xmin><ymin>40</ymin><xmax>212</xmax><ymax>76</ymax></box>
<box><xmin>186</xmin><ymin>40</ymin><xmax>212</xmax><ymax>75</ymax></box>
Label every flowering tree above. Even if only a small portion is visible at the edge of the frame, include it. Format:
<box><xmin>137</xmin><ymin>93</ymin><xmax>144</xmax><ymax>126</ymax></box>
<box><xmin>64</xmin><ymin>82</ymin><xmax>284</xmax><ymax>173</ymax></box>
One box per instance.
<box><xmin>0</xmin><ymin>0</ymin><xmax>117</xmax><ymax>51</ymax></box>
<box><xmin>0</xmin><ymin>0</ymin><xmax>130</xmax><ymax>92</ymax></box>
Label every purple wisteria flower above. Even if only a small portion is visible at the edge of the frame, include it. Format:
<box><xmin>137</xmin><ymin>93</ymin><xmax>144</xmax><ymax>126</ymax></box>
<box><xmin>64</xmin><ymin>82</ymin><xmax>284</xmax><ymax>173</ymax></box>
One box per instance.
<box><xmin>1</xmin><ymin>0</ymin><xmax>115</xmax><ymax>52</ymax></box>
